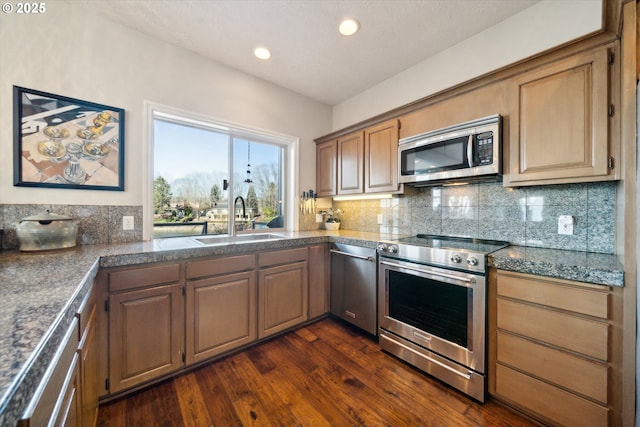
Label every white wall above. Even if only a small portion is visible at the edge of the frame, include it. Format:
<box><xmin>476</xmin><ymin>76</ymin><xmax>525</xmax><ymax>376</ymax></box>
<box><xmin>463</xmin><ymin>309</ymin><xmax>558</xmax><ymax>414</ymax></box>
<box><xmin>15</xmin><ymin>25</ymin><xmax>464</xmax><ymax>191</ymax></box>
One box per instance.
<box><xmin>0</xmin><ymin>1</ymin><xmax>332</xmax><ymax>206</ymax></box>
<box><xmin>332</xmin><ymin>0</ymin><xmax>603</xmax><ymax>130</ymax></box>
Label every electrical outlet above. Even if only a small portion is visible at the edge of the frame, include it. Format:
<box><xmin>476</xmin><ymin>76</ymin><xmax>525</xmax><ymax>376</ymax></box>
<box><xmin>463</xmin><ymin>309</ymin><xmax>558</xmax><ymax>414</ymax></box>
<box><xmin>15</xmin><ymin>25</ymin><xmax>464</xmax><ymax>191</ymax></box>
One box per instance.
<box><xmin>315</xmin><ymin>213</ymin><xmax>323</xmax><ymax>223</ymax></box>
<box><xmin>377</xmin><ymin>214</ymin><xmax>383</xmax><ymax>225</ymax></box>
<box><xmin>558</xmin><ymin>215</ymin><xmax>574</xmax><ymax>235</ymax></box>
<box><xmin>122</xmin><ymin>216</ymin><xmax>134</xmax><ymax>230</ymax></box>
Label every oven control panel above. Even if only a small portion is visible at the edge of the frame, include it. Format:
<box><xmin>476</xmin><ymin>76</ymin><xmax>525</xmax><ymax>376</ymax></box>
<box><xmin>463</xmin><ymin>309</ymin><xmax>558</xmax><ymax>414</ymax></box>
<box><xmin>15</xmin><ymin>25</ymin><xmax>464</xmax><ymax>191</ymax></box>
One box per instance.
<box><xmin>377</xmin><ymin>243</ymin><xmax>487</xmax><ymax>273</ymax></box>
<box><xmin>377</xmin><ymin>243</ymin><xmax>398</xmax><ymax>254</ymax></box>
<box><xmin>449</xmin><ymin>254</ymin><xmax>479</xmax><ymax>267</ymax></box>
<box><xmin>377</xmin><ymin>236</ymin><xmax>508</xmax><ymax>274</ymax></box>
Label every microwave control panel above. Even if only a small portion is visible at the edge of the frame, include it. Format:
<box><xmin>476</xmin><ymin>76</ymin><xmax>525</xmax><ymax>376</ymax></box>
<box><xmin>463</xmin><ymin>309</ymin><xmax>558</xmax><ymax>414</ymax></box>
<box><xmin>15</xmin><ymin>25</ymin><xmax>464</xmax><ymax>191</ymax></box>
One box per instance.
<box><xmin>474</xmin><ymin>131</ymin><xmax>494</xmax><ymax>166</ymax></box>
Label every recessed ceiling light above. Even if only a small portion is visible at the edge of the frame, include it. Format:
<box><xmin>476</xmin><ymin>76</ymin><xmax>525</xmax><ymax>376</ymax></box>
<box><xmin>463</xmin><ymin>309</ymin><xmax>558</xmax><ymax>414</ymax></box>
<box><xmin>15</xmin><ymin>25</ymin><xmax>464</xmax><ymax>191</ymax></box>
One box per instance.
<box><xmin>254</xmin><ymin>47</ymin><xmax>271</xmax><ymax>60</ymax></box>
<box><xmin>339</xmin><ymin>18</ymin><xmax>359</xmax><ymax>36</ymax></box>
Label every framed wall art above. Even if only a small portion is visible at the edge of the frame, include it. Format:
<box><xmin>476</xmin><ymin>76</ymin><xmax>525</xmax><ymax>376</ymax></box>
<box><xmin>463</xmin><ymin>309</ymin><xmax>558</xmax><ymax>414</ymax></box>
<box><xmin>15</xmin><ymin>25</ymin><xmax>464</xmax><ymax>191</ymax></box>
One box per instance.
<box><xmin>13</xmin><ymin>86</ymin><xmax>125</xmax><ymax>191</ymax></box>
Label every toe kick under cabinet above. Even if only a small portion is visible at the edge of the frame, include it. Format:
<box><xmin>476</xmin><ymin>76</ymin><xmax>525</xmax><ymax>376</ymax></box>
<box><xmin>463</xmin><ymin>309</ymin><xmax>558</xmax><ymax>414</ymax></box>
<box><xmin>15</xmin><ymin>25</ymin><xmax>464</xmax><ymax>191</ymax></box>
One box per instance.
<box><xmin>489</xmin><ymin>270</ymin><xmax>613</xmax><ymax>427</ymax></box>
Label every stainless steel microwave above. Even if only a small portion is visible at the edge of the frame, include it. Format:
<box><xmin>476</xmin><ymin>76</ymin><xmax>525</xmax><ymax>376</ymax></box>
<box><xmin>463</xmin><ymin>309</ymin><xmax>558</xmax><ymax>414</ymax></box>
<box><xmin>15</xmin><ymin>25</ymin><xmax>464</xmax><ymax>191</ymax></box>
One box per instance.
<box><xmin>398</xmin><ymin>114</ymin><xmax>502</xmax><ymax>186</ymax></box>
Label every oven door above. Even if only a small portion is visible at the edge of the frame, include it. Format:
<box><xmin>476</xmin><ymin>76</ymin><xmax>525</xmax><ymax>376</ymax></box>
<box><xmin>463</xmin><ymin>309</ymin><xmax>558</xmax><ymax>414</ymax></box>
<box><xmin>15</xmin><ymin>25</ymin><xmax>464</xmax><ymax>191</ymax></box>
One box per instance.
<box><xmin>378</xmin><ymin>257</ymin><xmax>486</xmax><ymax>374</ymax></box>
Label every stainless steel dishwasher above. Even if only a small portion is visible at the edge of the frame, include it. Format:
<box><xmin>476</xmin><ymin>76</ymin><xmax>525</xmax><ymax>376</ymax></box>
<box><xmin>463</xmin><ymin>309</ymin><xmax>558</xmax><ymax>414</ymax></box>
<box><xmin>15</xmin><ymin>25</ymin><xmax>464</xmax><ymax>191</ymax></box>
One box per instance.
<box><xmin>330</xmin><ymin>243</ymin><xmax>377</xmax><ymax>335</ymax></box>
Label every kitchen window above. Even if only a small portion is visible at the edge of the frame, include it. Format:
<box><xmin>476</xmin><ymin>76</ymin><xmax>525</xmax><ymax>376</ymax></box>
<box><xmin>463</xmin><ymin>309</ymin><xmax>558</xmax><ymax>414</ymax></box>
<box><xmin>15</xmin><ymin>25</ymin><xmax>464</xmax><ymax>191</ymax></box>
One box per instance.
<box><xmin>144</xmin><ymin>103</ymin><xmax>299</xmax><ymax>240</ymax></box>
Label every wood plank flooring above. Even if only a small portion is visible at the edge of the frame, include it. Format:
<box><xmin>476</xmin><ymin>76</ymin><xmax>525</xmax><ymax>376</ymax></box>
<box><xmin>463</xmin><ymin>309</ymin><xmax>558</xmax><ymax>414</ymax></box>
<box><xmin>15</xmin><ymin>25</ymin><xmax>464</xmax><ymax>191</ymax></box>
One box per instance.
<box><xmin>97</xmin><ymin>318</ymin><xmax>537</xmax><ymax>427</ymax></box>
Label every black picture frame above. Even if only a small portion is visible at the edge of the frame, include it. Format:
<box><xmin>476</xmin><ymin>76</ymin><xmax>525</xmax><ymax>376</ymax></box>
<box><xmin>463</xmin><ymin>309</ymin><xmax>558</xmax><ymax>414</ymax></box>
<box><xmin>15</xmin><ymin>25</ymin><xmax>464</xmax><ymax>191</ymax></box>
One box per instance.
<box><xmin>13</xmin><ymin>86</ymin><xmax>125</xmax><ymax>191</ymax></box>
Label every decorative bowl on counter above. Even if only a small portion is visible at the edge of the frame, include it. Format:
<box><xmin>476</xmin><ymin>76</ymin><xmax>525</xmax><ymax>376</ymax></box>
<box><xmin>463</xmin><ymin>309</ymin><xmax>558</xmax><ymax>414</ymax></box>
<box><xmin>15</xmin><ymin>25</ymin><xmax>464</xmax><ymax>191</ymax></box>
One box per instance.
<box><xmin>16</xmin><ymin>210</ymin><xmax>78</xmax><ymax>251</ymax></box>
<box><xmin>324</xmin><ymin>222</ymin><xmax>340</xmax><ymax>231</ymax></box>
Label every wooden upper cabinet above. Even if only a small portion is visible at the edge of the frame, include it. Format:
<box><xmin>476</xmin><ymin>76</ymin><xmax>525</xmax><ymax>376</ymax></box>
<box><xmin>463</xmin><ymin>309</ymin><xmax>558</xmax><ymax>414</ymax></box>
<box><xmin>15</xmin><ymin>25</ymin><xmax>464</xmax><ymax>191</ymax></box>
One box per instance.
<box><xmin>316</xmin><ymin>139</ymin><xmax>337</xmax><ymax>197</ymax></box>
<box><xmin>505</xmin><ymin>43</ymin><xmax>618</xmax><ymax>186</ymax></box>
<box><xmin>316</xmin><ymin>120</ymin><xmax>400</xmax><ymax>197</ymax></box>
<box><xmin>364</xmin><ymin>119</ymin><xmax>399</xmax><ymax>193</ymax></box>
<box><xmin>337</xmin><ymin>130</ymin><xmax>364</xmax><ymax>194</ymax></box>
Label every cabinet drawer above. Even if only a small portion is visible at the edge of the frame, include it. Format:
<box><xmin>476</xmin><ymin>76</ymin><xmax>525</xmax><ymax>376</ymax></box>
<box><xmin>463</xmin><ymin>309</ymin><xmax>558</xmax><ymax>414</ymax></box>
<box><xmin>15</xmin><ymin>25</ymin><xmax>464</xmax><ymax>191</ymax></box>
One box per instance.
<box><xmin>497</xmin><ymin>299</ymin><xmax>608</xmax><ymax>360</ymax></box>
<box><xmin>20</xmin><ymin>319</ymin><xmax>79</xmax><ymax>427</ymax></box>
<box><xmin>496</xmin><ymin>364</ymin><xmax>608</xmax><ymax>427</ymax></box>
<box><xmin>186</xmin><ymin>254</ymin><xmax>255</xmax><ymax>279</ymax></box>
<box><xmin>258</xmin><ymin>247</ymin><xmax>308</xmax><ymax>268</ymax></box>
<box><xmin>497</xmin><ymin>271</ymin><xmax>609</xmax><ymax>318</ymax></box>
<box><xmin>497</xmin><ymin>331</ymin><xmax>608</xmax><ymax>403</ymax></box>
<box><xmin>109</xmin><ymin>263</ymin><xmax>180</xmax><ymax>292</ymax></box>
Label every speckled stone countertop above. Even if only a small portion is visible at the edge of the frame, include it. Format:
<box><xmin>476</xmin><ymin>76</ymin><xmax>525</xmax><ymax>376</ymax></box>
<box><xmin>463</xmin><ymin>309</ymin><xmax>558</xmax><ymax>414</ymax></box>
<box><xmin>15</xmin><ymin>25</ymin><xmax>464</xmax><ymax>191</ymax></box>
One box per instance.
<box><xmin>0</xmin><ymin>231</ymin><xmax>624</xmax><ymax>426</ymax></box>
<box><xmin>490</xmin><ymin>245</ymin><xmax>624</xmax><ymax>287</ymax></box>
<box><xmin>0</xmin><ymin>230</ymin><xmax>386</xmax><ymax>427</ymax></box>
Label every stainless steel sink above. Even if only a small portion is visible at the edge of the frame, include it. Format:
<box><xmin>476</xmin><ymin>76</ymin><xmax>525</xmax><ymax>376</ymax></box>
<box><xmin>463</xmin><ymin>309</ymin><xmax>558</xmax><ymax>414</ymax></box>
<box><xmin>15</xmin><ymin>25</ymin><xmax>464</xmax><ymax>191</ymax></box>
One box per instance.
<box><xmin>194</xmin><ymin>233</ymin><xmax>285</xmax><ymax>245</ymax></box>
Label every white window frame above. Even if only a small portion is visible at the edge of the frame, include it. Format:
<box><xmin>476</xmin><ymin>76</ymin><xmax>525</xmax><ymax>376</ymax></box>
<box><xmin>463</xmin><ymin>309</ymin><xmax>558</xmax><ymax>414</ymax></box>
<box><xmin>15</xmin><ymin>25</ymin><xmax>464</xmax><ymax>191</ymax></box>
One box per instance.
<box><xmin>143</xmin><ymin>101</ymin><xmax>300</xmax><ymax>240</ymax></box>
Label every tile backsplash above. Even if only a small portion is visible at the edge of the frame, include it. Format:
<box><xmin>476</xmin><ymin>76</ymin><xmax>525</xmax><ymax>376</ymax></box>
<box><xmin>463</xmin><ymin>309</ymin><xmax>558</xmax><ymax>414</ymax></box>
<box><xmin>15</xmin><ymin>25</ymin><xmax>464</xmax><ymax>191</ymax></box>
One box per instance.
<box><xmin>0</xmin><ymin>204</ymin><xmax>143</xmax><ymax>250</ymax></box>
<box><xmin>0</xmin><ymin>181</ymin><xmax>616</xmax><ymax>254</ymax></box>
<box><xmin>334</xmin><ymin>181</ymin><xmax>616</xmax><ymax>254</ymax></box>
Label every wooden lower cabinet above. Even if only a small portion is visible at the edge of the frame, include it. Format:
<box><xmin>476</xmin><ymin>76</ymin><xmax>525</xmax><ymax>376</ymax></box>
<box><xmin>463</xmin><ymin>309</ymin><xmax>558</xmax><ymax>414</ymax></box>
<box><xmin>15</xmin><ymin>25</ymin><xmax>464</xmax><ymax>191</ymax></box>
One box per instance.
<box><xmin>258</xmin><ymin>248</ymin><xmax>309</xmax><ymax>339</ymax></box>
<box><xmin>491</xmin><ymin>270</ymin><xmax>612</xmax><ymax>427</ymax></box>
<box><xmin>108</xmin><ymin>283</ymin><xmax>184</xmax><ymax>394</ymax></box>
<box><xmin>186</xmin><ymin>271</ymin><xmax>257</xmax><ymax>364</ymax></box>
<box><xmin>78</xmin><ymin>288</ymin><xmax>98</xmax><ymax>427</ymax></box>
<box><xmin>19</xmin><ymin>319</ymin><xmax>81</xmax><ymax>427</ymax></box>
<box><xmin>100</xmin><ymin>246</ymin><xmax>317</xmax><ymax>397</ymax></box>
<box><xmin>20</xmin><ymin>283</ymin><xmax>98</xmax><ymax>427</ymax></box>
<box><xmin>308</xmin><ymin>244</ymin><xmax>330</xmax><ymax>319</ymax></box>
<box><xmin>496</xmin><ymin>364</ymin><xmax>608</xmax><ymax>427</ymax></box>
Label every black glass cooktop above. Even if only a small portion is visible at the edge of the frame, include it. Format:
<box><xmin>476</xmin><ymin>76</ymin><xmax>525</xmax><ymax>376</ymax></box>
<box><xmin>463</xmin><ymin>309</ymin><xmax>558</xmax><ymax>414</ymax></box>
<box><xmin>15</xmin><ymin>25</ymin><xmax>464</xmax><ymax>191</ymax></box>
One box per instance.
<box><xmin>394</xmin><ymin>234</ymin><xmax>509</xmax><ymax>254</ymax></box>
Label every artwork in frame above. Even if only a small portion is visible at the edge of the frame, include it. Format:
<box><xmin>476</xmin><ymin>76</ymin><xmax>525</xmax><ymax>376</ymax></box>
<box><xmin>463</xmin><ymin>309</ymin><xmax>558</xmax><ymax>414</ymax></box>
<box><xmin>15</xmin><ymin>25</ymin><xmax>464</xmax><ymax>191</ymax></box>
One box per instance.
<box><xmin>13</xmin><ymin>86</ymin><xmax>125</xmax><ymax>191</ymax></box>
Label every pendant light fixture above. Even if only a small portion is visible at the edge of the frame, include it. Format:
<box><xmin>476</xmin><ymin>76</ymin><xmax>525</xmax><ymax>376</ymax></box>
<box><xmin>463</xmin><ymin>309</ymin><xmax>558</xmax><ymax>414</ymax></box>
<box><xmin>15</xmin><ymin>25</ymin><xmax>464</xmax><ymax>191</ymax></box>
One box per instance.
<box><xmin>244</xmin><ymin>141</ymin><xmax>253</xmax><ymax>183</ymax></box>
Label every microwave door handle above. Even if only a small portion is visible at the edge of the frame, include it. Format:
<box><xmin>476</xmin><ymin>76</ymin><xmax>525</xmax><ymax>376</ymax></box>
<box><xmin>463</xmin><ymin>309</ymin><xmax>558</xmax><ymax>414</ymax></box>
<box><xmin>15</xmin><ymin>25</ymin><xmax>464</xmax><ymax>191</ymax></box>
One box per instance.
<box><xmin>467</xmin><ymin>134</ymin><xmax>473</xmax><ymax>168</ymax></box>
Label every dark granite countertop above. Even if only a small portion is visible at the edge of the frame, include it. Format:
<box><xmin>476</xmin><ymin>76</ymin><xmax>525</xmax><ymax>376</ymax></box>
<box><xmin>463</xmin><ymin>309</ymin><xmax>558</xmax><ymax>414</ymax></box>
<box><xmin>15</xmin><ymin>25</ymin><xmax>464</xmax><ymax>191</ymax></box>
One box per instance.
<box><xmin>0</xmin><ymin>231</ymin><xmax>624</xmax><ymax>426</ymax></box>
<box><xmin>490</xmin><ymin>245</ymin><xmax>624</xmax><ymax>287</ymax></box>
<box><xmin>0</xmin><ymin>230</ymin><xmax>385</xmax><ymax>426</ymax></box>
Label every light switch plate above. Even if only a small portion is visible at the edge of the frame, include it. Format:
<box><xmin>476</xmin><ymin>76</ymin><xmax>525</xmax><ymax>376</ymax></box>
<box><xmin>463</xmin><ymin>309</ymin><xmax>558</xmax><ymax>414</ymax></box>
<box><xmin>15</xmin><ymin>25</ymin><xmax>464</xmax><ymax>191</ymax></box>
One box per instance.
<box><xmin>558</xmin><ymin>215</ymin><xmax>574</xmax><ymax>235</ymax></box>
<box><xmin>123</xmin><ymin>216</ymin><xmax>134</xmax><ymax>230</ymax></box>
<box><xmin>377</xmin><ymin>214</ymin><xmax>383</xmax><ymax>225</ymax></box>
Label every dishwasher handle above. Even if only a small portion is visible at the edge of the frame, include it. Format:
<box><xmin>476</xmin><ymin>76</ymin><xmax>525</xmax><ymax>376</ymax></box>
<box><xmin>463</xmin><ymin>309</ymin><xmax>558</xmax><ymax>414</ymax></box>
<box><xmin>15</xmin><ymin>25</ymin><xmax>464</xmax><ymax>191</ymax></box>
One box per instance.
<box><xmin>330</xmin><ymin>249</ymin><xmax>375</xmax><ymax>262</ymax></box>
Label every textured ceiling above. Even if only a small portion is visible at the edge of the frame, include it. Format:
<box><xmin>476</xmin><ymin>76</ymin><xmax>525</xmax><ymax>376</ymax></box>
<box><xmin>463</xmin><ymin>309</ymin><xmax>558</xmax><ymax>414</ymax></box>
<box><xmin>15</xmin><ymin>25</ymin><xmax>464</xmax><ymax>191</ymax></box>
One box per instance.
<box><xmin>71</xmin><ymin>0</ymin><xmax>540</xmax><ymax>106</ymax></box>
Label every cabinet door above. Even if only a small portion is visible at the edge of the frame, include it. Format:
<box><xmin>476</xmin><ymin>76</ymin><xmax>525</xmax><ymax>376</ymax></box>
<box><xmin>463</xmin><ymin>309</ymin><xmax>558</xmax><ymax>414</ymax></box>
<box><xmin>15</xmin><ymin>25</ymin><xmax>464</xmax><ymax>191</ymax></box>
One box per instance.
<box><xmin>258</xmin><ymin>261</ymin><xmax>308</xmax><ymax>338</ymax></box>
<box><xmin>337</xmin><ymin>130</ymin><xmax>364</xmax><ymax>194</ymax></box>
<box><xmin>108</xmin><ymin>284</ymin><xmax>184</xmax><ymax>393</ymax></box>
<box><xmin>365</xmin><ymin>119</ymin><xmax>399</xmax><ymax>193</ymax></box>
<box><xmin>308</xmin><ymin>244</ymin><xmax>330</xmax><ymax>319</ymax></box>
<box><xmin>186</xmin><ymin>271</ymin><xmax>256</xmax><ymax>364</ymax></box>
<box><xmin>506</xmin><ymin>45</ymin><xmax>612</xmax><ymax>185</ymax></box>
<box><xmin>316</xmin><ymin>140</ymin><xmax>337</xmax><ymax>197</ymax></box>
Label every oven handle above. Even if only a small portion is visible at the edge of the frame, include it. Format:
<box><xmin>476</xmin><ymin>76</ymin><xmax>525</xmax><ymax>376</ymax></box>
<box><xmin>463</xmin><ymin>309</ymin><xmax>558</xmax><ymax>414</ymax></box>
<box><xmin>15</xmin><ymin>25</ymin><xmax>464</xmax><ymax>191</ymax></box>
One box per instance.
<box><xmin>330</xmin><ymin>249</ymin><xmax>375</xmax><ymax>262</ymax></box>
<box><xmin>388</xmin><ymin>335</ymin><xmax>473</xmax><ymax>380</ymax></box>
<box><xmin>379</xmin><ymin>260</ymin><xmax>475</xmax><ymax>284</ymax></box>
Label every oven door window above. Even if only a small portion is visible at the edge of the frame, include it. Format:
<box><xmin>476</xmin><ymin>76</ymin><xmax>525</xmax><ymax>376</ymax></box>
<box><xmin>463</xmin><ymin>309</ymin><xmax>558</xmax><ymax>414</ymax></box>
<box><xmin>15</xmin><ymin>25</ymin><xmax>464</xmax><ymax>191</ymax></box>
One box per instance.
<box><xmin>388</xmin><ymin>270</ymin><xmax>471</xmax><ymax>349</ymax></box>
<box><xmin>400</xmin><ymin>135</ymin><xmax>470</xmax><ymax>176</ymax></box>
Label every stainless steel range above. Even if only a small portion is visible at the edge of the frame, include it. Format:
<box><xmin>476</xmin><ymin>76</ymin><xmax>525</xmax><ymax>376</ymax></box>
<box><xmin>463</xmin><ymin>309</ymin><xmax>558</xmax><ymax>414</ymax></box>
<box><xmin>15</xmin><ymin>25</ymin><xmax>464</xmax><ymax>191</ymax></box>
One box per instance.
<box><xmin>377</xmin><ymin>235</ymin><xmax>508</xmax><ymax>402</ymax></box>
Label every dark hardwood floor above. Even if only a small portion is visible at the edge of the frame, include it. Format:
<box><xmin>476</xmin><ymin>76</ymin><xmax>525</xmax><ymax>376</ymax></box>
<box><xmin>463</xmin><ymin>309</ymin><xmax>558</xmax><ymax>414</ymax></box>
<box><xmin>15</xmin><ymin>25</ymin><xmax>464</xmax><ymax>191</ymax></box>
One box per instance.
<box><xmin>97</xmin><ymin>318</ymin><xmax>537</xmax><ymax>427</ymax></box>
